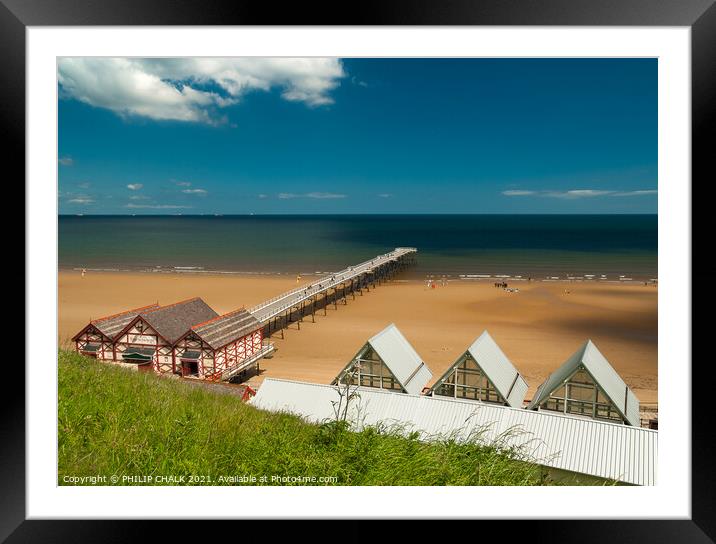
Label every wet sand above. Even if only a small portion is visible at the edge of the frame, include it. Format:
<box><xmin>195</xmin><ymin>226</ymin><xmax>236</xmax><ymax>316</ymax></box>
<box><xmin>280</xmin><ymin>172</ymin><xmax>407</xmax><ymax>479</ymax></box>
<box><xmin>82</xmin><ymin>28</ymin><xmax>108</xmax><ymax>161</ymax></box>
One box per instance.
<box><xmin>58</xmin><ymin>271</ymin><xmax>658</xmax><ymax>405</ymax></box>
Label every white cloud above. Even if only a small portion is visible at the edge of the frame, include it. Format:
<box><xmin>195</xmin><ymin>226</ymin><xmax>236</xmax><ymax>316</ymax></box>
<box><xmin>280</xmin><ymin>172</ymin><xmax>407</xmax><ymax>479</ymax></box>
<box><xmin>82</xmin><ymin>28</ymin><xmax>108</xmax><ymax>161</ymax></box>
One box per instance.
<box><xmin>58</xmin><ymin>58</ymin><xmax>346</xmax><ymax>124</ymax></box>
<box><xmin>175</xmin><ymin>181</ymin><xmax>192</xmax><ymax>187</ymax></box>
<box><xmin>127</xmin><ymin>183</ymin><xmax>143</xmax><ymax>190</ymax></box>
<box><xmin>546</xmin><ymin>190</ymin><xmax>614</xmax><ymax>199</ymax></box>
<box><xmin>77</xmin><ymin>182</ymin><xmax>91</xmax><ymax>189</ymax></box>
<box><xmin>126</xmin><ymin>204</ymin><xmax>191</xmax><ymax>209</ymax></box>
<box><xmin>129</xmin><ymin>195</ymin><xmax>150</xmax><ymax>200</ymax></box>
<box><xmin>378</xmin><ymin>193</ymin><xmax>392</xmax><ymax>198</ymax></box>
<box><xmin>351</xmin><ymin>76</ymin><xmax>369</xmax><ymax>88</ymax></box>
<box><xmin>257</xmin><ymin>194</ymin><xmax>269</xmax><ymax>199</ymax></box>
<box><xmin>278</xmin><ymin>192</ymin><xmax>347</xmax><ymax>200</ymax></box>
<box><xmin>307</xmin><ymin>192</ymin><xmax>346</xmax><ymax>199</ymax></box>
<box><xmin>503</xmin><ymin>188</ymin><xmax>657</xmax><ymax>199</ymax></box>
<box><xmin>612</xmin><ymin>190</ymin><xmax>658</xmax><ymax>197</ymax></box>
<box><xmin>68</xmin><ymin>196</ymin><xmax>94</xmax><ymax>204</ymax></box>
<box><xmin>502</xmin><ymin>190</ymin><xmax>536</xmax><ymax>196</ymax></box>
<box><xmin>59</xmin><ymin>156</ymin><xmax>74</xmax><ymax>166</ymax></box>
<box><xmin>182</xmin><ymin>188</ymin><xmax>207</xmax><ymax>195</ymax></box>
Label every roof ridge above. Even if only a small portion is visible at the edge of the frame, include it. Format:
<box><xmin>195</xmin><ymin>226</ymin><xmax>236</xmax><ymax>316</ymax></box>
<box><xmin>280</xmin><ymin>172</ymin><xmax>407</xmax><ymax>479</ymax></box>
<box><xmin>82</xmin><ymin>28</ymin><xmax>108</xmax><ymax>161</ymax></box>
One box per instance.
<box><xmin>369</xmin><ymin>322</ymin><xmax>397</xmax><ymax>341</ymax></box>
<box><xmin>91</xmin><ymin>302</ymin><xmax>158</xmax><ymax>323</ymax></box>
<box><xmin>192</xmin><ymin>306</ymin><xmax>248</xmax><ymax>329</ymax></box>
<box><xmin>141</xmin><ymin>297</ymin><xmax>203</xmax><ymax>315</ymax></box>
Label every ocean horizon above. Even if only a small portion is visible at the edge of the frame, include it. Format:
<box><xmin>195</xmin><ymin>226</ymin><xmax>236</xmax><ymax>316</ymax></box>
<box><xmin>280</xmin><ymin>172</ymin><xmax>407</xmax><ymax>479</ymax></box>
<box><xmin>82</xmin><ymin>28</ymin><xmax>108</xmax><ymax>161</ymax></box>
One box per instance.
<box><xmin>58</xmin><ymin>214</ymin><xmax>657</xmax><ymax>280</ymax></box>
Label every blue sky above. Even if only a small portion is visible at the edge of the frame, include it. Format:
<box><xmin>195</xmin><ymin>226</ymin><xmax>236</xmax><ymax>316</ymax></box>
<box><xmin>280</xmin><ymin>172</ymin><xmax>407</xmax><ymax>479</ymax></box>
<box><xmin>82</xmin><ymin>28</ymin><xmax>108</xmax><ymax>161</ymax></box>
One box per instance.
<box><xmin>58</xmin><ymin>58</ymin><xmax>657</xmax><ymax>214</ymax></box>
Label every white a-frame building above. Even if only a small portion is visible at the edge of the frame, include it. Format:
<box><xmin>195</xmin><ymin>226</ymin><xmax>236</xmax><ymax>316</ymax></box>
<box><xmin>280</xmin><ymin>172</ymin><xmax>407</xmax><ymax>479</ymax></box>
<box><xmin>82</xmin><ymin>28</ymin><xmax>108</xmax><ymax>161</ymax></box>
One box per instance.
<box><xmin>526</xmin><ymin>339</ymin><xmax>640</xmax><ymax>426</ymax></box>
<box><xmin>332</xmin><ymin>323</ymin><xmax>432</xmax><ymax>395</ymax></box>
<box><xmin>428</xmin><ymin>330</ymin><xmax>529</xmax><ymax>408</ymax></box>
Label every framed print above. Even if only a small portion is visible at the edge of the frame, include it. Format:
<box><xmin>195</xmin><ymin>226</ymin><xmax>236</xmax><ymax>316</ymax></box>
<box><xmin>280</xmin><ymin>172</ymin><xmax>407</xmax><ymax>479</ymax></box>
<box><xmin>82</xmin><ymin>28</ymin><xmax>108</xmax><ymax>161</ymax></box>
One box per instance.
<box><xmin>5</xmin><ymin>0</ymin><xmax>714</xmax><ymax>539</ymax></box>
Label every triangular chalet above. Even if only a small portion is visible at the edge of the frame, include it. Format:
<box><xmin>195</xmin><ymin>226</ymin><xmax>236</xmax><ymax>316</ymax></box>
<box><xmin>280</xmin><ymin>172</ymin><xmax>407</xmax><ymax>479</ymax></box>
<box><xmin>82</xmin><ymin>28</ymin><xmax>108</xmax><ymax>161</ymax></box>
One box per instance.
<box><xmin>332</xmin><ymin>323</ymin><xmax>432</xmax><ymax>395</ymax></box>
<box><xmin>526</xmin><ymin>339</ymin><xmax>640</xmax><ymax>426</ymax></box>
<box><xmin>429</xmin><ymin>330</ymin><xmax>528</xmax><ymax>408</ymax></box>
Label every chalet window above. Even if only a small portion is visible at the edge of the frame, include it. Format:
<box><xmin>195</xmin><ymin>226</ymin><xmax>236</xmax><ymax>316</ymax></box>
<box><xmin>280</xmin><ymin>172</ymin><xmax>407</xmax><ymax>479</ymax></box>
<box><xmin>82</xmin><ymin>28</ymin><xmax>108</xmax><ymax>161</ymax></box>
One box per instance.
<box><xmin>567</xmin><ymin>400</ymin><xmax>593</xmax><ymax>416</ymax></box>
<box><xmin>456</xmin><ymin>385</ymin><xmax>479</xmax><ymax>400</ymax></box>
<box><xmin>544</xmin><ymin>398</ymin><xmax>565</xmax><ymax>411</ymax></box>
<box><xmin>435</xmin><ymin>356</ymin><xmax>505</xmax><ymax>404</ymax></box>
<box><xmin>567</xmin><ymin>383</ymin><xmax>595</xmax><ymax>402</ymax></box>
<box><xmin>540</xmin><ymin>366</ymin><xmax>624</xmax><ymax>423</ymax></box>
<box><xmin>341</xmin><ymin>353</ymin><xmax>403</xmax><ymax>392</ymax></box>
<box><xmin>436</xmin><ymin>383</ymin><xmax>455</xmax><ymax>397</ymax></box>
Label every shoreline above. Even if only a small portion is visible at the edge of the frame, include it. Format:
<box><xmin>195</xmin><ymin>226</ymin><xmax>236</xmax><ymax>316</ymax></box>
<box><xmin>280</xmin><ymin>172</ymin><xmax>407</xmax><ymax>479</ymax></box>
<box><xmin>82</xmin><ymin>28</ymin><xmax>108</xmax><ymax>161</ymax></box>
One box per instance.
<box><xmin>59</xmin><ymin>267</ymin><xmax>658</xmax><ymax>285</ymax></box>
<box><xmin>58</xmin><ymin>270</ymin><xmax>658</xmax><ymax>405</ymax></box>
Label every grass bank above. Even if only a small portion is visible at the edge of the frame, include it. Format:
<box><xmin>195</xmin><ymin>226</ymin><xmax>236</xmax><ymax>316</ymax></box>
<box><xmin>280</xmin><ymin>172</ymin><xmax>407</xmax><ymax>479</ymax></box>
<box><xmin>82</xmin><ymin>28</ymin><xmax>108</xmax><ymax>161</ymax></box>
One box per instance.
<box><xmin>59</xmin><ymin>350</ymin><xmax>566</xmax><ymax>486</ymax></box>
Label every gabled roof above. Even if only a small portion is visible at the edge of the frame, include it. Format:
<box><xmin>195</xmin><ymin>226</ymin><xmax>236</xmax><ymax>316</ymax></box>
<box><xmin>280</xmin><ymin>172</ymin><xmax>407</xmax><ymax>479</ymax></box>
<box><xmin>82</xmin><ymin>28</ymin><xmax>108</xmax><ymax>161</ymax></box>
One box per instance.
<box><xmin>191</xmin><ymin>308</ymin><xmax>262</xmax><ymax>350</ymax></box>
<box><xmin>137</xmin><ymin>298</ymin><xmax>218</xmax><ymax>344</ymax></box>
<box><xmin>430</xmin><ymin>331</ymin><xmax>528</xmax><ymax>408</ymax></box>
<box><xmin>75</xmin><ymin>303</ymin><xmax>160</xmax><ymax>341</ymax></box>
<box><xmin>333</xmin><ymin>323</ymin><xmax>432</xmax><ymax>395</ymax></box>
<box><xmin>251</xmin><ymin>378</ymin><xmax>657</xmax><ymax>486</ymax></box>
<box><xmin>526</xmin><ymin>340</ymin><xmax>640</xmax><ymax>426</ymax></box>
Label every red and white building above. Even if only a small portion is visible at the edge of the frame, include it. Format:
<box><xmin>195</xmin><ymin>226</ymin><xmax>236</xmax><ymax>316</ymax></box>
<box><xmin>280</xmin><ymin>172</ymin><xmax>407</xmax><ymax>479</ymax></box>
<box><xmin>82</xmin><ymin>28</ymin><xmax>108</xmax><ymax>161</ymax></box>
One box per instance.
<box><xmin>111</xmin><ymin>297</ymin><xmax>218</xmax><ymax>373</ymax></box>
<box><xmin>174</xmin><ymin>308</ymin><xmax>271</xmax><ymax>381</ymax></box>
<box><xmin>72</xmin><ymin>298</ymin><xmax>272</xmax><ymax>381</ymax></box>
<box><xmin>72</xmin><ymin>303</ymin><xmax>160</xmax><ymax>362</ymax></box>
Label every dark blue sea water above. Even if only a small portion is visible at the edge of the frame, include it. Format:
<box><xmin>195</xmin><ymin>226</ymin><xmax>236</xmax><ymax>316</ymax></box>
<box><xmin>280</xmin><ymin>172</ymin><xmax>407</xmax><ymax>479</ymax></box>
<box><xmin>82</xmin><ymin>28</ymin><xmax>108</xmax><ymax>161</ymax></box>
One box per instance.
<box><xmin>58</xmin><ymin>215</ymin><xmax>657</xmax><ymax>279</ymax></box>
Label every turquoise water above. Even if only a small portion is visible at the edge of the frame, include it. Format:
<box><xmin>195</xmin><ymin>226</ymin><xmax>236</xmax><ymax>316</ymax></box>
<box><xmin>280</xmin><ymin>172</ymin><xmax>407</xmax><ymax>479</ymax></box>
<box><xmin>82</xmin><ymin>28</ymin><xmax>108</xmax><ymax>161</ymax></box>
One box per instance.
<box><xmin>58</xmin><ymin>215</ymin><xmax>657</xmax><ymax>280</ymax></box>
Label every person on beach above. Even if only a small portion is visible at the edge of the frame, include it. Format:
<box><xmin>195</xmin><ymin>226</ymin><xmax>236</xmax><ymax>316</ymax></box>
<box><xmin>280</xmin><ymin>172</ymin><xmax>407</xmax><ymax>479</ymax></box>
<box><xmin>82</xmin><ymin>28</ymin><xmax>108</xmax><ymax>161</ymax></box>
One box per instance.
<box><xmin>81</xmin><ymin>268</ymin><xmax>86</xmax><ymax>278</ymax></box>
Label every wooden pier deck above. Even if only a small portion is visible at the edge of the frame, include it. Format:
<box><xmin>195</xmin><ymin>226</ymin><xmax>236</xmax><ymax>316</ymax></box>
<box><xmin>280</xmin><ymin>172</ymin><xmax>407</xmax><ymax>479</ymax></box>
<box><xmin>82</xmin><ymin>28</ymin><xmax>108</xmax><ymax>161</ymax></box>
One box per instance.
<box><xmin>249</xmin><ymin>247</ymin><xmax>417</xmax><ymax>336</ymax></box>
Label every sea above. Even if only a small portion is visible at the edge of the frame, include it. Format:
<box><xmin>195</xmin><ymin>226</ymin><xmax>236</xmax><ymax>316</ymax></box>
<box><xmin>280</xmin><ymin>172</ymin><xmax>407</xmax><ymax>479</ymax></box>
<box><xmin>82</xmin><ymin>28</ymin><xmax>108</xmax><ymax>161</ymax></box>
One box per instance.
<box><xmin>58</xmin><ymin>215</ymin><xmax>658</xmax><ymax>281</ymax></box>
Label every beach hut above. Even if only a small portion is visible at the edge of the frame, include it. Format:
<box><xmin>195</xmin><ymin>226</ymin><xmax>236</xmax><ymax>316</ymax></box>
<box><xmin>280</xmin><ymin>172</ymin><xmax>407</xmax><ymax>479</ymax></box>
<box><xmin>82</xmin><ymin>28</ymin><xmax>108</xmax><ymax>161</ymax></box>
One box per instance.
<box><xmin>331</xmin><ymin>323</ymin><xmax>432</xmax><ymax>395</ymax></box>
<box><xmin>173</xmin><ymin>308</ymin><xmax>270</xmax><ymax>380</ymax></box>
<box><xmin>429</xmin><ymin>330</ymin><xmax>529</xmax><ymax>408</ymax></box>
<box><xmin>72</xmin><ymin>303</ymin><xmax>160</xmax><ymax>361</ymax></box>
<box><xmin>526</xmin><ymin>339</ymin><xmax>640</xmax><ymax>426</ymax></box>
<box><xmin>112</xmin><ymin>297</ymin><xmax>218</xmax><ymax>372</ymax></box>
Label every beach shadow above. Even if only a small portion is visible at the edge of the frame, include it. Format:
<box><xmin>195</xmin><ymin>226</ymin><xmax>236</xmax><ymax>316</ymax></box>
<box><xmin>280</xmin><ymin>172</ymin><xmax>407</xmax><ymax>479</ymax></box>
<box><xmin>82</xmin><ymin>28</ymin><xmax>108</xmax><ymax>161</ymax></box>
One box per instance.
<box><xmin>544</xmin><ymin>311</ymin><xmax>657</xmax><ymax>346</ymax></box>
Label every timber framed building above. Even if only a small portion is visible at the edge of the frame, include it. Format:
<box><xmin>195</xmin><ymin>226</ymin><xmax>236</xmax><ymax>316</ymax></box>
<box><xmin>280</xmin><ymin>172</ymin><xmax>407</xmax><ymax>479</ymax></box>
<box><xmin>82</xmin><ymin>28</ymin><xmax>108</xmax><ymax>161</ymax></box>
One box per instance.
<box><xmin>72</xmin><ymin>298</ymin><xmax>271</xmax><ymax>381</ymax></box>
<box><xmin>175</xmin><ymin>308</ymin><xmax>269</xmax><ymax>381</ymax></box>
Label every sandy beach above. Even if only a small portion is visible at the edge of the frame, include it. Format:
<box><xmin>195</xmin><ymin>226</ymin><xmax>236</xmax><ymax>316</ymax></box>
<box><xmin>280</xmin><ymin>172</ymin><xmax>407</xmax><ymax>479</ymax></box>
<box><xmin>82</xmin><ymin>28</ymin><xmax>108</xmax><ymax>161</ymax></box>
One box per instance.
<box><xmin>58</xmin><ymin>271</ymin><xmax>658</xmax><ymax>405</ymax></box>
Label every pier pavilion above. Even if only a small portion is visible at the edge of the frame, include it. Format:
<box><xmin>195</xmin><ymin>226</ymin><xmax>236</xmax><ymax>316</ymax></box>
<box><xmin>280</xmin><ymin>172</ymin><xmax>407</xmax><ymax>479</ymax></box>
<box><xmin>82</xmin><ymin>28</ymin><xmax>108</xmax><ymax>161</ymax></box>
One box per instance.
<box><xmin>174</xmin><ymin>308</ymin><xmax>272</xmax><ymax>381</ymax></box>
<box><xmin>112</xmin><ymin>297</ymin><xmax>218</xmax><ymax>373</ymax></box>
<box><xmin>72</xmin><ymin>303</ymin><xmax>160</xmax><ymax>361</ymax></box>
<box><xmin>73</xmin><ymin>298</ymin><xmax>272</xmax><ymax>381</ymax></box>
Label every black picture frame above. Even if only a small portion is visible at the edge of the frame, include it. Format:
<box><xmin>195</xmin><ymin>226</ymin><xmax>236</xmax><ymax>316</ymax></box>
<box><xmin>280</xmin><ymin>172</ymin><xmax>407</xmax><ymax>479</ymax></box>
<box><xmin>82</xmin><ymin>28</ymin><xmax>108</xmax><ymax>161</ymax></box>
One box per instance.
<box><xmin>5</xmin><ymin>0</ymin><xmax>712</xmax><ymax>540</ymax></box>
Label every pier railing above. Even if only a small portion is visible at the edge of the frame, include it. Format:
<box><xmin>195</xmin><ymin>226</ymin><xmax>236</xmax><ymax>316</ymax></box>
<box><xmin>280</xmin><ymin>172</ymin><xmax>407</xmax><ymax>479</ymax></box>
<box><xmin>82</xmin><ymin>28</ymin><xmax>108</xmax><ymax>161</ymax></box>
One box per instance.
<box><xmin>248</xmin><ymin>247</ymin><xmax>417</xmax><ymax>322</ymax></box>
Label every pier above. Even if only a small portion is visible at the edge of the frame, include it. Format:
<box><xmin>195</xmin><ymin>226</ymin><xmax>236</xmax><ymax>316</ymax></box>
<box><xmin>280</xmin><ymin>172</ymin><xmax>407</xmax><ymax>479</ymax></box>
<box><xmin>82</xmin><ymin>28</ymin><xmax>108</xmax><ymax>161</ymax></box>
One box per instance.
<box><xmin>249</xmin><ymin>247</ymin><xmax>417</xmax><ymax>338</ymax></box>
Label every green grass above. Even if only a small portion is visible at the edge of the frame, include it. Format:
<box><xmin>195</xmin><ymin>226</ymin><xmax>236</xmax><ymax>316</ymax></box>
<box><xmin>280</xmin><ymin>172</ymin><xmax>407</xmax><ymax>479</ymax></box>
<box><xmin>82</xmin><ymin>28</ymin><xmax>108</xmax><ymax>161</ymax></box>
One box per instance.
<box><xmin>59</xmin><ymin>349</ymin><xmax>571</xmax><ymax>486</ymax></box>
